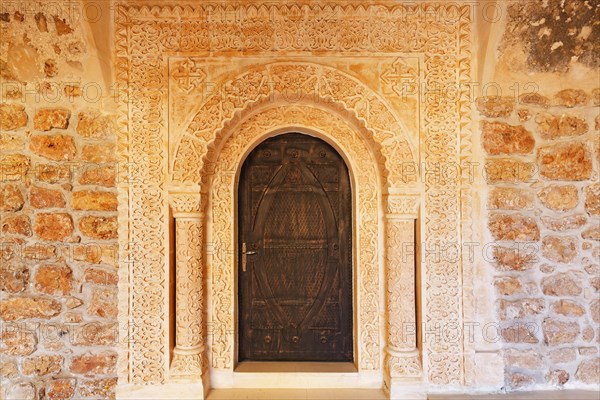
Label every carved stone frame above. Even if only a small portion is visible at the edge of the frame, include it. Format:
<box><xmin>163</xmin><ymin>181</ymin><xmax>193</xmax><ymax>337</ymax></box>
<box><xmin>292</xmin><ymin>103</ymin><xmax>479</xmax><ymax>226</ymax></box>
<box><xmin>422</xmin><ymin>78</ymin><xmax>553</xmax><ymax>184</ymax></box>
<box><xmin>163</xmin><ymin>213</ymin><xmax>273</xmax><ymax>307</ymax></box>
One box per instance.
<box><xmin>115</xmin><ymin>2</ymin><xmax>474</xmax><ymax>398</ymax></box>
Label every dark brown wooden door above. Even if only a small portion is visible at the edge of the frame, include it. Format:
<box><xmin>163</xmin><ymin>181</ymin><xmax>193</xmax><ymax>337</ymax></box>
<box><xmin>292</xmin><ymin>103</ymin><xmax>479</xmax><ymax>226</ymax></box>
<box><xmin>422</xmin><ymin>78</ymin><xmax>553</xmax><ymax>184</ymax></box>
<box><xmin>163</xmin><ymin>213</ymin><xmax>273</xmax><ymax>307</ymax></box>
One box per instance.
<box><xmin>238</xmin><ymin>133</ymin><xmax>353</xmax><ymax>362</ymax></box>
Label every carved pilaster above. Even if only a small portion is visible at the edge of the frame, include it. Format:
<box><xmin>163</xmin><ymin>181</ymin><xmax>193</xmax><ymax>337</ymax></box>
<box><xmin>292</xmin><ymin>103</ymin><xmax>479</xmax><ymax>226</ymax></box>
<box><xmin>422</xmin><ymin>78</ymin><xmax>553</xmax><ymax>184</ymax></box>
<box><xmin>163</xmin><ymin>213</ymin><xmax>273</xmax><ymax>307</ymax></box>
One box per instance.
<box><xmin>169</xmin><ymin>192</ymin><xmax>206</xmax><ymax>386</ymax></box>
<box><xmin>384</xmin><ymin>194</ymin><xmax>422</xmax><ymax>390</ymax></box>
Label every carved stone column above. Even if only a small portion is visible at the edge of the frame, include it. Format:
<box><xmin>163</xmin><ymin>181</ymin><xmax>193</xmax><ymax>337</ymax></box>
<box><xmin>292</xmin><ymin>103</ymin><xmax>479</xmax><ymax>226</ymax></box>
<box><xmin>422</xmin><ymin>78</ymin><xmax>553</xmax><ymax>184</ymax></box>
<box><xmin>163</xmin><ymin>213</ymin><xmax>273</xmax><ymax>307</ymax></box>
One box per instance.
<box><xmin>383</xmin><ymin>194</ymin><xmax>423</xmax><ymax>398</ymax></box>
<box><xmin>169</xmin><ymin>192</ymin><xmax>207</xmax><ymax>394</ymax></box>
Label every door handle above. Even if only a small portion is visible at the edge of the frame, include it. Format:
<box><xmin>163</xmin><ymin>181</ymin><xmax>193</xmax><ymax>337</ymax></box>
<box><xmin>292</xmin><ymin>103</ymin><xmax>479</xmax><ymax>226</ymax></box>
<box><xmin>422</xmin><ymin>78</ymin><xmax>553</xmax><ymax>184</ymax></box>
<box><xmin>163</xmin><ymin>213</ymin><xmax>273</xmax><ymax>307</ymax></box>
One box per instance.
<box><xmin>242</xmin><ymin>243</ymin><xmax>257</xmax><ymax>272</ymax></box>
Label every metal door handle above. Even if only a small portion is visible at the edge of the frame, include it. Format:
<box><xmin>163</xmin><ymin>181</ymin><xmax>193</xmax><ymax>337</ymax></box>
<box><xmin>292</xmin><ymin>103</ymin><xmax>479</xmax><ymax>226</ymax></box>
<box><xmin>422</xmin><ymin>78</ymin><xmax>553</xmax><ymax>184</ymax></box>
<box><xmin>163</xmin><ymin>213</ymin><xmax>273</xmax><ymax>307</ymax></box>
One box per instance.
<box><xmin>242</xmin><ymin>243</ymin><xmax>257</xmax><ymax>272</ymax></box>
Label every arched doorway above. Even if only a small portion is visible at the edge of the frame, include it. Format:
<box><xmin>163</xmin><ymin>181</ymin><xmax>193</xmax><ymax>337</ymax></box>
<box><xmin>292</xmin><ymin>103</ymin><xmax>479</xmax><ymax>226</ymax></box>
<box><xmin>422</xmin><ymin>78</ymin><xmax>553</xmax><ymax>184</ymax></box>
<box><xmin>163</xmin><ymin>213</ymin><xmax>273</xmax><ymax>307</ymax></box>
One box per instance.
<box><xmin>238</xmin><ymin>133</ymin><xmax>353</xmax><ymax>362</ymax></box>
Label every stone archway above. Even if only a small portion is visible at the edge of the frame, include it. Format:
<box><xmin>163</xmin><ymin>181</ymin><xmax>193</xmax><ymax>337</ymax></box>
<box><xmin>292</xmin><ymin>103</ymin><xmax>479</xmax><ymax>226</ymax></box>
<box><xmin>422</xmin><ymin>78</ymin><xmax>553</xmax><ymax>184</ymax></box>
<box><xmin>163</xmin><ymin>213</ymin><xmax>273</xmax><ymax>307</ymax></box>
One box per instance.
<box><xmin>169</xmin><ymin>100</ymin><xmax>421</xmax><ymax>394</ymax></box>
<box><xmin>170</xmin><ymin>62</ymin><xmax>417</xmax><ymax>189</ymax></box>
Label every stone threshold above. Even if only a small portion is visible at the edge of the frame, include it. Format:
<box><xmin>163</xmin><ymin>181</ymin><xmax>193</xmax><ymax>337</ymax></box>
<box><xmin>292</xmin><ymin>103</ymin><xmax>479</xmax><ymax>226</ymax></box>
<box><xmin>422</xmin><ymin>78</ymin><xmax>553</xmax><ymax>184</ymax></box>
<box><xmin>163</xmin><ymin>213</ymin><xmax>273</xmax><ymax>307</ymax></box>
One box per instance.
<box><xmin>235</xmin><ymin>362</ymin><xmax>358</xmax><ymax>373</ymax></box>
<box><xmin>207</xmin><ymin>389</ymin><xmax>600</xmax><ymax>400</ymax></box>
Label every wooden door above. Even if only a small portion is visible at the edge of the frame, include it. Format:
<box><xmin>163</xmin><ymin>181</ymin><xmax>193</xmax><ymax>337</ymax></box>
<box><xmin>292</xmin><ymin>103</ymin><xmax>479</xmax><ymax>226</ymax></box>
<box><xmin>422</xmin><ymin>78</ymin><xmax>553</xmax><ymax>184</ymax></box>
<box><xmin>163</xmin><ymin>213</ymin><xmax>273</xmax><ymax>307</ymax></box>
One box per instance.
<box><xmin>238</xmin><ymin>133</ymin><xmax>353</xmax><ymax>362</ymax></box>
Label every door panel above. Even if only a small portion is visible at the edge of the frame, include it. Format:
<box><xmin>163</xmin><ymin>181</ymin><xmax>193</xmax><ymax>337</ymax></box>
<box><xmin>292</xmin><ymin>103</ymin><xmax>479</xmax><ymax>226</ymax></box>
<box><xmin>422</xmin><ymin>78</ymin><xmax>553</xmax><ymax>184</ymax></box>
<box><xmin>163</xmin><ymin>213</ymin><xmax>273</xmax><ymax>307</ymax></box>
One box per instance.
<box><xmin>238</xmin><ymin>133</ymin><xmax>352</xmax><ymax>362</ymax></box>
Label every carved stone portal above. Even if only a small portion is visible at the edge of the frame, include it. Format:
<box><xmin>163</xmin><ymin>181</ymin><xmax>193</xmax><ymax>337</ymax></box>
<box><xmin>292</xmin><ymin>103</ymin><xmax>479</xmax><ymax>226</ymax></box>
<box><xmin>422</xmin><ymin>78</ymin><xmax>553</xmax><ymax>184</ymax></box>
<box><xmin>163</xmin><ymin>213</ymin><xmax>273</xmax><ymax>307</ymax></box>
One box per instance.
<box><xmin>116</xmin><ymin>2</ymin><xmax>473</xmax><ymax>398</ymax></box>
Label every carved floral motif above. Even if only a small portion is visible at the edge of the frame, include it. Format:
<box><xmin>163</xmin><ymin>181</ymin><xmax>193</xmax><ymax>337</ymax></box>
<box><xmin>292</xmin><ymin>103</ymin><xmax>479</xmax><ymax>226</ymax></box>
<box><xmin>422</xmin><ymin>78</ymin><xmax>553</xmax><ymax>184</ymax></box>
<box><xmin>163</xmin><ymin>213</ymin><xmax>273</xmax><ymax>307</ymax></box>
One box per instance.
<box><xmin>115</xmin><ymin>1</ymin><xmax>473</xmax><ymax>387</ymax></box>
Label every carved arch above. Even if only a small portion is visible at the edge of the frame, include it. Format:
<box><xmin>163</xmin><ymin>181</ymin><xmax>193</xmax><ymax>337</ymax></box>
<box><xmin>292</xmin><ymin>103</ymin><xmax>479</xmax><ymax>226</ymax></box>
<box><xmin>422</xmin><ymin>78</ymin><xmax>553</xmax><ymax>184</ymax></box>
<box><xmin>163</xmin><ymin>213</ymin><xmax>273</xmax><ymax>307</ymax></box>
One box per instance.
<box><xmin>171</xmin><ymin>62</ymin><xmax>417</xmax><ymax>189</ymax></box>
<box><xmin>203</xmin><ymin>104</ymin><xmax>383</xmax><ymax>372</ymax></box>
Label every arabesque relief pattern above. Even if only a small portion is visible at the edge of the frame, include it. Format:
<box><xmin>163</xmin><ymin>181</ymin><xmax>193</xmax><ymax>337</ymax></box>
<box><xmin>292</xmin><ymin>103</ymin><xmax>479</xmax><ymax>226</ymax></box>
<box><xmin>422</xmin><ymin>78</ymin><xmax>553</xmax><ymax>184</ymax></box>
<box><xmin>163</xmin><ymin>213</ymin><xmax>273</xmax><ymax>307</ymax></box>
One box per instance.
<box><xmin>115</xmin><ymin>2</ymin><xmax>473</xmax><ymax>386</ymax></box>
<box><xmin>172</xmin><ymin>62</ymin><xmax>414</xmax><ymax>188</ymax></box>
<box><xmin>170</xmin><ymin>215</ymin><xmax>204</xmax><ymax>379</ymax></box>
<box><xmin>207</xmin><ymin>104</ymin><xmax>381</xmax><ymax>371</ymax></box>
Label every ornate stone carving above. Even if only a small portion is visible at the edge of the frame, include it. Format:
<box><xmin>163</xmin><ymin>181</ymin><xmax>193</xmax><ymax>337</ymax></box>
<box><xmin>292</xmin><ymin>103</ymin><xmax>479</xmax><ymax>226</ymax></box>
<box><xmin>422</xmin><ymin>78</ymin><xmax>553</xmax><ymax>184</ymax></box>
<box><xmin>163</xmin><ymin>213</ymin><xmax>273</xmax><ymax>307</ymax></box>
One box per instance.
<box><xmin>381</xmin><ymin>57</ymin><xmax>419</xmax><ymax>99</ymax></box>
<box><xmin>115</xmin><ymin>1</ymin><xmax>473</xmax><ymax>388</ymax></box>
<box><xmin>386</xmin><ymin>194</ymin><xmax>420</xmax><ymax>216</ymax></box>
<box><xmin>384</xmin><ymin>218</ymin><xmax>421</xmax><ymax>380</ymax></box>
<box><xmin>170</xmin><ymin>217</ymin><xmax>205</xmax><ymax>380</ymax></box>
<box><xmin>172</xmin><ymin>62</ymin><xmax>415</xmax><ymax>188</ymax></box>
<box><xmin>169</xmin><ymin>192</ymin><xmax>203</xmax><ymax>215</ymax></box>
<box><xmin>208</xmin><ymin>104</ymin><xmax>382</xmax><ymax>371</ymax></box>
<box><xmin>171</xmin><ymin>58</ymin><xmax>207</xmax><ymax>92</ymax></box>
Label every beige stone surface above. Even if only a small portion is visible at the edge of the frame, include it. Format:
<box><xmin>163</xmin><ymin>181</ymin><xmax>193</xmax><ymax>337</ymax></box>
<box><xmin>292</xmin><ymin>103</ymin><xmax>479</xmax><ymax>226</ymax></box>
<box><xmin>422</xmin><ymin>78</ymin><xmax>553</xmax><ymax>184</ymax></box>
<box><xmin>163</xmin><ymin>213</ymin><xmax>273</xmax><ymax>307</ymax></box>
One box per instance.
<box><xmin>0</xmin><ymin>262</ymin><xmax>30</xmax><ymax>293</ymax></box>
<box><xmin>575</xmin><ymin>358</ymin><xmax>600</xmax><ymax>384</ymax></box>
<box><xmin>494</xmin><ymin>277</ymin><xmax>523</xmax><ymax>296</ymax></box>
<box><xmin>21</xmin><ymin>355</ymin><xmax>63</xmax><ymax>376</ymax></box>
<box><xmin>488</xmin><ymin>213</ymin><xmax>540</xmax><ymax>241</ymax></box>
<box><xmin>503</xmin><ymin>349</ymin><xmax>542</xmax><ymax>369</ymax></box>
<box><xmin>492</xmin><ymin>246</ymin><xmax>537</xmax><ymax>271</ymax></box>
<box><xmin>542</xmin><ymin>235</ymin><xmax>578</xmax><ymax>263</ymax></box>
<box><xmin>488</xmin><ymin>187</ymin><xmax>533</xmax><ymax>210</ymax></box>
<box><xmin>536</xmin><ymin>113</ymin><xmax>589</xmax><ymax>139</ymax></box>
<box><xmin>552</xmin><ymin>300</ymin><xmax>585</xmax><ymax>317</ymax></box>
<box><xmin>70</xmin><ymin>352</ymin><xmax>117</xmax><ymax>376</ymax></box>
<box><xmin>29</xmin><ymin>134</ymin><xmax>76</xmax><ymax>161</ymax></box>
<box><xmin>30</xmin><ymin>185</ymin><xmax>65</xmax><ymax>208</ymax></box>
<box><xmin>0</xmin><ymin>0</ymin><xmax>598</xmax><ymax>397</ymax></box>
<box><xmin>543</xmin><ymin>319</ymin><xmax>580</xmax><ymax>346</ymax></box>
<box><xmin>538</xmin><ymin>142</ymin><xmax>593</xmax><ymax>181</ymax></box>
<box><xmin>538</xmin><ymin>185</ymin><xmax>579</xmax><ymax>211</ymax></box>
<box><xmin>76</xmin><ymin>110</ymin><xmax>114</xmax><ymax>138</ymax></box>
<box><xmin>33</xmin><ymin>108</ymin><xmax>70</xmax><ymax>131</ymax></box>
<box><xmin>541</xmin><ymin>214</ymin><xmax>587</xmax><ymax>231</ymax></box>
<box><xmin>0</xmin><ymin>329</ymin><xmax>37</xmax><ymax>356</ymax></box>
<box><xmin>0</xmin><ymin>296</ymin><xmax>61</xmax><ymax>321</ymax></box>
<box><xmin>34</xmin><ymin>213</ymin><xmax>74</xmax><ymax>241</ymax></box>
<box><xmin>584</xmin><ymin>183</ymin><xmax>600</xmax><ymax>215</ymax></box>
<box><xmin>79</xmin><ymin>216</ymin><xmax>118</xmax><ymax>240</ymax></box>
<box><xmin>79</xmin><ymin>166</ymin><xmax>116</xmax><ymax>187</ymax></box>
<box><xmin>2</xmin><ymin>214</ymin><xmax>32</xmax><ymax>236</ymax></box>
<box><xmin>476</xmin><ymin>96</ymin><xmax>515</xmax><ymax>118</ymax></box>
<box><xmin>481</xmin><ymin>121</ymin><xmax>534</xmax><ymax>155</ymax></box>
<box><xmin>72</xmin><ymin>190</ymin><xmax>118</xmax><ymax>211</ymax></box>
<box><xmin>34</xmin><ymin>263</ymin><xmax>73</xmax><ymax>295</ymax></box>
<box><xmin>542</xmin><ymin>273</ymin><xmax>583</xmax><ymax>297</ymax></box>
<box><xmin>0</xmin><ymin>183</ymin><xmax>25</xmax><ymax>211</ymax></box>
<box><xmin>0</xmin><ymin>103</ymin><xmax>28</xmax><ymax>130</ymax></box>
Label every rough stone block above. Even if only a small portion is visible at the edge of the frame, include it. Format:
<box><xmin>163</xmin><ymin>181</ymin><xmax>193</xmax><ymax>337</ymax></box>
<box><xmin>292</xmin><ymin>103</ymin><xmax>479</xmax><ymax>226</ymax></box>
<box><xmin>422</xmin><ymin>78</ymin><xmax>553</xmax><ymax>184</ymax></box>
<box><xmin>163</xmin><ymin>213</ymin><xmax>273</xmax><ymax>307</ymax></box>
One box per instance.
<box><xmin>2</xmin><ymin>214</ymin><xmax>32</xmax><ymax>236</ymax></box>
<box><xmin>554</xmin><ymin>89</ymin><xmax>589</xmax><ymax>107</ymax></box>
<box><xmin>542</xmin><ymin>235</ymin><xmax>578</xmax><ymax>263</ymax></box>
<box><xmin>584</xmin><ymin>183</ymin><xmax>600</xmax><ymax>216</ymax></box>
<box><xmin>536</xmin><ymin>113</ymin><xmax>588</xmax><ymax>139</ymax></box>
<box><xmin>481</xmin><ymin>121</ymin><xmax>534</xmax><ymax>155</ymax></box>
<box><xmin>79</xmin><ymin>165</ymin><xmax>116</xmax><ymax>187</ymax></box>
<box><xmin>538</xmin><ymin>185</ymin><xmax>579</xmax><ymax>211</ymax></box>
<box><xmin>488</xmin><ymin>187</ymin><xmax>533</xmax><ymax>210</ymax></box>
<box><xmin>35</xmin><ymin>263</ymin><xmax>73</xmax><ymax>295</ymax></box>
<box><xmin>0</xmin><ymin>104</ymin><xmax>27</xmax><ymax>131</ymax></box>
<box><xmin>543</xmin><ymin>318</ymin><xmax>580</xmax><ymax>345</ymax></box>
<box><xmin>33</xmin><ymin>108</ymin><xmax>70</xmax><ymax>131</ymax></box>
<box><xmin>539</xmin><ymin>142</ymin><xmax>592</xmax><ymax>180</ymax></box>
<box><xmin>488</xmin><ymin>213</ymin><xmax>540</xmax><ymax>241</ymax></box>
<box><xmin>72</xmin><ymin>191</ymin><xmax>117</xmax><ymax>211</ymax></box>
<box><xmin>542</xmin><ymin>273</ymin><xmax>582</xmax><ymax>296</ymax></box>
<box><xmin>0</xmin><ymin>183</ymin><xmax>24</xmax><ymax>211</ymax></box>
<box><xmin>30</xmin><ymin>135</ymin><xmax>76</xmax><ymax>161</ymax></box>
<box><xmin>30</xmin><ymin>185</ymin><xmax>65</xmax><ymax>208</ymax></box>
<box><xmin>79</xmin><ymin>216</ymin><xmax>117</xmax><ymax>240</ymax></box>
<box><xmin>70</xmin><ymin>352</ymin><xmax>117</xmax><ymax>375</ymax></box>
<box><xmin>34</xmin><ymin>213</ymin><xmax>74</xmax><ymax>241</ymax></box>
<box><xmin>0</xmin><ymin>297</ymin><xmax>61</xmax><ymax>321</ymax></box>
<box><xmin>476</xmin><ymin>96</ymin><xmax>515</xmax><ymax>118</ymax></box>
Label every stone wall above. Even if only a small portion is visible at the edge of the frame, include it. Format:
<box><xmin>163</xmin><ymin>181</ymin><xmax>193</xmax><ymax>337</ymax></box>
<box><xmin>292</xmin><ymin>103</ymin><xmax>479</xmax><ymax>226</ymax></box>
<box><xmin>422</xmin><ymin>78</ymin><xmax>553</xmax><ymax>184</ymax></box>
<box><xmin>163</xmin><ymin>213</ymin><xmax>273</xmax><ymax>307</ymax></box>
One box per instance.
<box><xmin>480</xmin><ymin>0</ymin><xmax>600</xmax><ymax>391</ymax></box>
<box><xmin>0</xmin><ymin>3</ymin><xmax>118</xmax><ymax>399</ymax></box>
